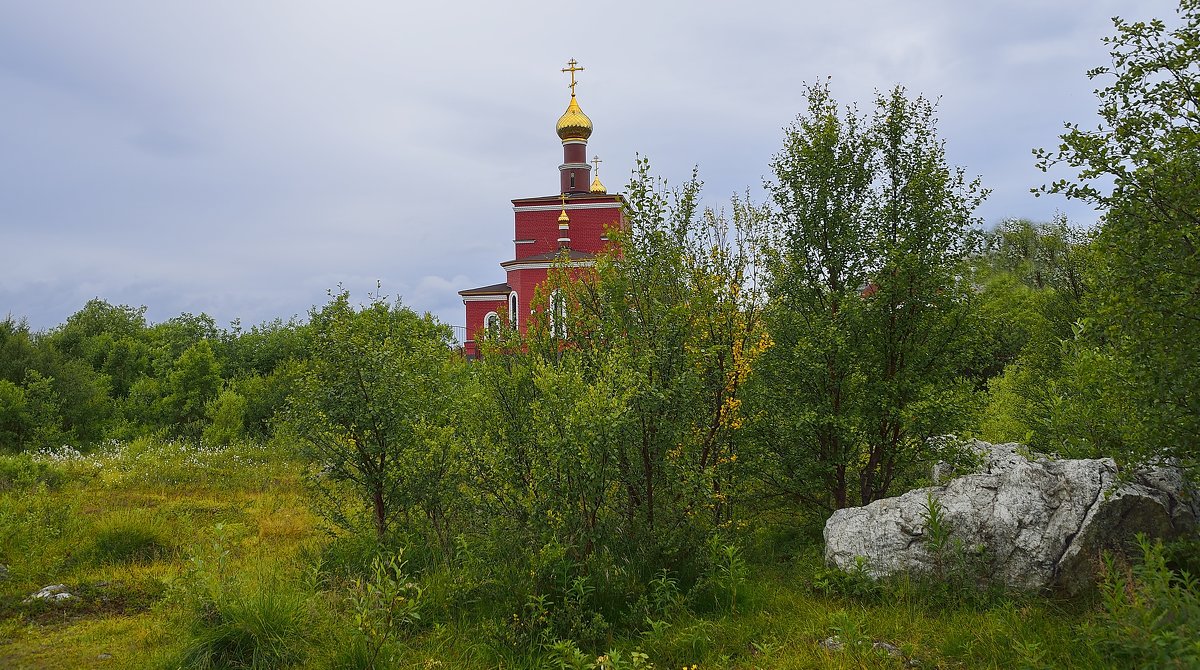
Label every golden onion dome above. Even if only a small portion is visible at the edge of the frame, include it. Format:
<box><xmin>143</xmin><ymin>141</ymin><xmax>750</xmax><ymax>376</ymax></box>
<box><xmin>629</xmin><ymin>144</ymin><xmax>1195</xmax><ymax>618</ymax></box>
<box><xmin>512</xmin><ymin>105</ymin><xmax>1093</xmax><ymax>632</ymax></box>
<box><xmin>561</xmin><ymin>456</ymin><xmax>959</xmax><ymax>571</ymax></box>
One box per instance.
<box><xmin>556</xmin><ymin>95</ymin><xmax>593</xmax><ymax>142</ymax></box>
<box><xmin>590</xmin><ymin>175</ymin><xmax>607</xmax><ymax>194</ymax></box>
<box><xmin>558</xmin><ymin>207</ymin><xmax>570</xmax><ymax>225</ymax></box>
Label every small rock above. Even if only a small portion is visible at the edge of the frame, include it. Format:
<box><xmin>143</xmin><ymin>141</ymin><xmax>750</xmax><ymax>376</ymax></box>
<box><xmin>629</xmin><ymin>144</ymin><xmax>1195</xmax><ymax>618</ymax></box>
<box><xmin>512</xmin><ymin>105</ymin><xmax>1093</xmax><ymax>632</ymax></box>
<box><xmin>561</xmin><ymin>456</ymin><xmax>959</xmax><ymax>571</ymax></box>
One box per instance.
<box><xmin>97</xmin><ymin>653</ymin><xmax>113</xmax><ymax>661</ymax></box>
<box><xmin>0</xmin><ymin>564</ymin><xmax>9</xmax><ymax>581</ymax></box>
<box><xmin>24</xmin><ymin>583</ymin><xmax>73</xmax><ymax>603</ymax></box>
<box><xmin>819</xmin><ymin>636</ymin><xmax>845</xmax><ymax>652</ymax></box>
<box><xmin>873</xmin><ymin>641</ymin><xmax>902</xmax><ymax>657</ymax></box>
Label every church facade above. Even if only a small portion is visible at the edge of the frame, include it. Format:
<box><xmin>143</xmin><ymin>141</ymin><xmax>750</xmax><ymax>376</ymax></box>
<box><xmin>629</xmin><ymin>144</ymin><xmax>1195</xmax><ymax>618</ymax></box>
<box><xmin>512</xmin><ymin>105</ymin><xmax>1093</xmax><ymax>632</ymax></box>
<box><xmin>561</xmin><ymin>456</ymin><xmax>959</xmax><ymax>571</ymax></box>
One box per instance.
<box><xmin>459</xmin><ymin>60</ymin><xmax>626</xmax><ymax>358</ymax></box>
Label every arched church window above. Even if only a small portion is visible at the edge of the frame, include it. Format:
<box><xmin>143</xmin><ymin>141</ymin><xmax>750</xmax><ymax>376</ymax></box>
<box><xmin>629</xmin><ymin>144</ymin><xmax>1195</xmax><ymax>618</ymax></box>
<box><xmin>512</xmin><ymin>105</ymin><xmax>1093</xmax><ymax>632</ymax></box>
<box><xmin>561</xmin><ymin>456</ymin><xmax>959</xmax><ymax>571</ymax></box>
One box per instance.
<box><xmin>484</xmin><ymin>311</ymin><xmax>500</xmax><ymax>335</ymax></box>
<box><xmin>509</xmin><ymin>292</ymin><xmax>519</xmax><ymax>328</ymax></box>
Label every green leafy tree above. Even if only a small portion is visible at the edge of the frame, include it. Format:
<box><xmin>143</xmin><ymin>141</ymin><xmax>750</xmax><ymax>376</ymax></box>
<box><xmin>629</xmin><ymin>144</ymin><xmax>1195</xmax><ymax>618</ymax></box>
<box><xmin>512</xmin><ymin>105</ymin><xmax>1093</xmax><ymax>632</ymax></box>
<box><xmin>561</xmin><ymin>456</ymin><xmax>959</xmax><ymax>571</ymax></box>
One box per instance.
<box><xmin>148</xmin><ymin>312</ymin><xmax>220</xmax><ymax>377</ymax></box>
<box><xmin>0</xmin><ymin>380</ymin><xmax>28</xmax><ymax>451</ymax></box>
<box><xmin>751</xmin><ymin>83</ymin><xmax>986</xmax><ymax>510</ymax></box>
<box><xmin>971</xmin><ymin>220</ymin><xmax>1095</xmax><ymax>442</ymax></box>
<box><xmin>1034</xmin><ymin>0</ymin><xmax>1200</xmax><ymax>472</ymax></box>
<box><xmin>981</xmin><ymin>217</ymin><xmax>1089</xmax><ymax>298</ymax></box>
<box><xmin>282</xmin><ymin>290</ymin><xmax>464</xmax><ymax>543</ymax></box>
<box><xmin>20</xmin><ymin>370</ymin><xmax>69</xmax><ymax>450</ymax></box>
<box><xmin>0</xmin><ymin>317</ymin><xmax>37</xmax><ymax>385</ymax></box>
<box><xmin>470</xmin><ymin>160</ymin><xmax>766</xmax><ymax>577</ymax></box>
<box><xmin>203</xmin><ymin>388</ymin><xmax>247</xmax><ymax>446</ymax></box>
<box><xmin>165</xmin><ymin>340</ymin><xmax>222</xmax><ymax>435</ymax></box>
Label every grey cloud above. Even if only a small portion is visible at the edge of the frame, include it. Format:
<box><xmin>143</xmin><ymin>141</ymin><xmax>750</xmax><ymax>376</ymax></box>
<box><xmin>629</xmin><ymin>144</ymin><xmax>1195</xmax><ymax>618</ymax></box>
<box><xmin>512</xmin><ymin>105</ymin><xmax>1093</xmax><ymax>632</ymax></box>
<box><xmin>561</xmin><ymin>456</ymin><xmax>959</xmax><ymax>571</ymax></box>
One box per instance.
<box><xmin>0</xmin><ymin>0</ymin><xmax>1179</xmax><ymax>332</ymax></box>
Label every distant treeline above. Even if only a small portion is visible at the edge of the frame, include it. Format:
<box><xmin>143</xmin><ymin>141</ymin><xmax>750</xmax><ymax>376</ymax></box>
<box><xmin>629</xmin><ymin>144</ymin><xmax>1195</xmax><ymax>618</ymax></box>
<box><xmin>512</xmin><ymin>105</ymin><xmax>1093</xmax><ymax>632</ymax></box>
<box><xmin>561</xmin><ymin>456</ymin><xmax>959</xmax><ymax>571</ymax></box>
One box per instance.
<box><xmin>0</xmin><ymin>304</ymin><xmax>308</xmax><ymax>450</ymax></box>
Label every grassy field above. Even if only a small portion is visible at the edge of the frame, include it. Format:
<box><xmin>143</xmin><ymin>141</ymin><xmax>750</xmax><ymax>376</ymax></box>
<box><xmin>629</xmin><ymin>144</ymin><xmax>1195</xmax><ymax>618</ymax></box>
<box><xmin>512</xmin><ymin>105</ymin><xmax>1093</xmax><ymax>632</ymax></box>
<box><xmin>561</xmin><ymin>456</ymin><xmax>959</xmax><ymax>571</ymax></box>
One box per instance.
<box><xmin>0</xmin><ymin>439</ymin><xmax>1170</xmax><ymax>669</ymax></box>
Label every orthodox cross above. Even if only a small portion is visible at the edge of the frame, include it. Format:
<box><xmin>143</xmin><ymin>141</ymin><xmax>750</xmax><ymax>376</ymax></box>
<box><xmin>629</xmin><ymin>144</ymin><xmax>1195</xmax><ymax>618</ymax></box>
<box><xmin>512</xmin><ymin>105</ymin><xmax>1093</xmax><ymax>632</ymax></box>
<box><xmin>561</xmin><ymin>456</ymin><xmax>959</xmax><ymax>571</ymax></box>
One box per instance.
<box><xmin>591</xmin><ymin>156</ymin><xmax>602</xmax><ymax>175</ymax></box>
<box><xmin>562</xmin><ymin>58</ymin><xmax>584</xmax><ymax>95</ymax></box>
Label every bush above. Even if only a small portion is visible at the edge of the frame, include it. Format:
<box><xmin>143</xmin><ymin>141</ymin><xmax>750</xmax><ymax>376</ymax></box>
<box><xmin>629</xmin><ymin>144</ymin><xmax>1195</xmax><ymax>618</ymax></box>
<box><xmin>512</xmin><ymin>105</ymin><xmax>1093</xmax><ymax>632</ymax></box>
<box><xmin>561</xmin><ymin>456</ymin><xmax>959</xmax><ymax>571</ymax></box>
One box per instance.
<box><xmin>174</xmin><ymin>524</ymin><xmax>313</xmax><ymax>669</ymax></box>
<box><xmin>1085</xmin><ymin>534</ymin><xmax>1200</xmax><ymax>667</ymax></box>
<box><xmin>0</xmin><ymin>453</ymin><xmax>67</xmax><ymax>491</ymax></box>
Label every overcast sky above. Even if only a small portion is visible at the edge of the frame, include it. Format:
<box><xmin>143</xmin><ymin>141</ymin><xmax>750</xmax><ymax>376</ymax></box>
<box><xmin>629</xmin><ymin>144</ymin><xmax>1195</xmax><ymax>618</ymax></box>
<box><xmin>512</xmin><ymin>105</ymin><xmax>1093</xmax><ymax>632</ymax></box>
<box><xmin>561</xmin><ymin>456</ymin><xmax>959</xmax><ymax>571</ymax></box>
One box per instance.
<box><xmin>0</xmin><ymin>0</ymin><xmax>1181</xmax><ymax>333</ymax></box>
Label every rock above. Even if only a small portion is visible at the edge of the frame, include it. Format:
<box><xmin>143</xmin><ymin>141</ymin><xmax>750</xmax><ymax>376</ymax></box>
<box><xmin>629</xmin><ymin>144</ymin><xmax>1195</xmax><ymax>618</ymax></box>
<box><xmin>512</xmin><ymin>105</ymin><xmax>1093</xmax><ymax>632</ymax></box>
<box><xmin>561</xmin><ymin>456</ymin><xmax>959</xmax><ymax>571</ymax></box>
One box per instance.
<box><xmin>97</xmin><ymin>653</ymin><xmax>113</xmax><ymax>661</ymax></box>
<box><xmin>873</xmin><ymin>641</ymin><xmax>902</xmax><ymax>657</ymax></box>
<box><xmin>24</xmin><ymin>583</ymin><xmax>73</xmax><ymax>603</ymax></box>
<box><xmin>0</xmin><ymin>564</ymin><xmax>9</xmax><ymax>581</ymax></box>
<box><xmin>824</xmin><ymin>440</ymin><xmax>1197</xmax><ymax>593</ymax></box>
<box><xmin>819</xmin><ymin>636</ymin><xmax>844</xmax><ymax>651</ymax></box>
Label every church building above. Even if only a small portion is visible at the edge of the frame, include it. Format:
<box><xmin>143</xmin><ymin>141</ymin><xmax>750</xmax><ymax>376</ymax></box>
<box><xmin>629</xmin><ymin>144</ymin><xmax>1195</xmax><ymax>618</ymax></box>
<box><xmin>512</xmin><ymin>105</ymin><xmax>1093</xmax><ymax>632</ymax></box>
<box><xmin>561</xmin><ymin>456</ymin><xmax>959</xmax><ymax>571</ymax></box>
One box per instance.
<box><xmin>458</xmin><ymin>60</ymin><xmax>626</xmax><ymax>358</ymax></box>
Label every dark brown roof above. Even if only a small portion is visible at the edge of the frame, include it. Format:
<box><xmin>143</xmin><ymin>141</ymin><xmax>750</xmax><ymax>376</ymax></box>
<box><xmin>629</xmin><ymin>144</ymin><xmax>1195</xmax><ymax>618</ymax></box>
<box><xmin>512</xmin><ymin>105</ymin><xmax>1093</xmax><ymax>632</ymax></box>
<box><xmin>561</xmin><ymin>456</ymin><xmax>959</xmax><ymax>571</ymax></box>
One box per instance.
<box><xmin>501</xmin><ymin>249</ymin><xmax>596</xmax><ymax>267</ymax></box>
<box><xmin>458</xmin><ymin>282</ymin><xmax>512</xmax><ymax>297</ymax></box>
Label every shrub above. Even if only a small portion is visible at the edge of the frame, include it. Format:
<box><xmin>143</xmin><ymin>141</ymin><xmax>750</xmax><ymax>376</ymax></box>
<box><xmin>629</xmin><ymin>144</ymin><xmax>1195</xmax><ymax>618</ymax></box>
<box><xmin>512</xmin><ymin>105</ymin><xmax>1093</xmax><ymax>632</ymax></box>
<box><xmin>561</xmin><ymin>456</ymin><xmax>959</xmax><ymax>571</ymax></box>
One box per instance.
<box><xmin>1084</xmin><ymin>534</ymin><xmax>1200</xmax><ymax>667</ymax></box>
<box><xmin>811</xmin><ymin>556</ymin><xmax>882</xmax><ymax>601</ymax></box>
<box><xmin>174</xmin><ymin>525</ymin><xmax>312</xmax><ymax>669</ymax></box>
<box><xmin>0</xmin><ymin>453</ymin><xmax>67</xmax><ymax>491</ymax></box>
<box><xmin>347</xmin><ymin>549</ymin><xmax>423</xmax><ymax>668</ymax></box>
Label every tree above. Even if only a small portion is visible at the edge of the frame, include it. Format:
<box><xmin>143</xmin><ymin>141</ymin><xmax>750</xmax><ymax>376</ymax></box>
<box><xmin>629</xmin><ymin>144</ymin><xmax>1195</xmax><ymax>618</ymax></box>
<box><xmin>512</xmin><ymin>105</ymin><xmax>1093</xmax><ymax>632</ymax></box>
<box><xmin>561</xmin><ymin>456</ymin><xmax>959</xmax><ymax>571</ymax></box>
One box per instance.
<box><xmin>282</xmin><ymin>290</ymin><xmax>464</xmax><ymax>543</ymax></box>
<box><xmin>981</xmin><ymin>217</ymin><xmax>1089</xmax><ymax>298</ymax></box>
<box><xmin>751</xmin><ymin>83</ymin><xmax>986</xmax><ymax>510</ymax></box>
<box><xmin>1034</xmin><ymin>0</ymin><xmax>1200</xmax><ymax>472</ymax></box>
<box><xmin>165</xmin><ymin>340</ymin><xmax>222</xmax><ymax>435</ymax></box>
<box><xmin>468</xmin><ymin>160</ymin><xmax>767</xmax><ymax>575</ymax></box>
<box><xmin>0</xmin><ymin>380</ymin><xmax>28</xmax><ymax>452</ymax></box>
<box><xmin>0</xmin><ymin>317</ymin><xmax>37</xmax><ymax>386</ymax></box>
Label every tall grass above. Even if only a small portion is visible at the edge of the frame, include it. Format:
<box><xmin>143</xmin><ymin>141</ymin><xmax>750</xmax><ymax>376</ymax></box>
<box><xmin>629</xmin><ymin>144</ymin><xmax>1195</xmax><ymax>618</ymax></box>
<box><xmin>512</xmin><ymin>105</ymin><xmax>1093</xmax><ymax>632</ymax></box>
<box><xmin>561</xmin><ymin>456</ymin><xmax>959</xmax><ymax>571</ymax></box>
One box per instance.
<box><xmin>3</xmin><ymin>438</ymin><xmax>1192</xmax><ymax>669</ymax></box>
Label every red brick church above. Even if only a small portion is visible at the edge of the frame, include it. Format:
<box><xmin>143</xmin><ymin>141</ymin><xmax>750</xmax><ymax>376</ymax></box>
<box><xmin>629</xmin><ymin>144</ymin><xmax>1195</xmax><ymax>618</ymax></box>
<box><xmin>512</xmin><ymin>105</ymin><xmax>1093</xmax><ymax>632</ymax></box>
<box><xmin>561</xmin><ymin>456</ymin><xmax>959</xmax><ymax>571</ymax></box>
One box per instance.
<box><xmin>459</xmin><ymin>60</ymin><xmax>626</xmax><ymax>358</ymax></box>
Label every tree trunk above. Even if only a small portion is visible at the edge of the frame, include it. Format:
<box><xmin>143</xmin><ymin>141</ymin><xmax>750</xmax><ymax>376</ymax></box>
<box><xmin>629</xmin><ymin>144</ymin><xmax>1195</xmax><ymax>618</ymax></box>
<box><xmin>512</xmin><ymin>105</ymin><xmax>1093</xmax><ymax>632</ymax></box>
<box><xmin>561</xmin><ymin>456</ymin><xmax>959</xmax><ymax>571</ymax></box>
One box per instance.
<box><xmin>373</xmin><ymin>487</ymin><xmax>387</xmax><ymax>539</ymax></box>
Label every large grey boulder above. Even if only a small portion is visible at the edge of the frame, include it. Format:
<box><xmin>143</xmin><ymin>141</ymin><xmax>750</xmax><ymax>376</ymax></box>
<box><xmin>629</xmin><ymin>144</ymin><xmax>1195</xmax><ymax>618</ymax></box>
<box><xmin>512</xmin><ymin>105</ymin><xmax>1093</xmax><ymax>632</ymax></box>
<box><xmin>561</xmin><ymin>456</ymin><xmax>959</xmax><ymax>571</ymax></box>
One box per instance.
<box><xmin>824</xmin><ymin>440</ymin><xmax>1197</xmax><ymax>592</ymax></box>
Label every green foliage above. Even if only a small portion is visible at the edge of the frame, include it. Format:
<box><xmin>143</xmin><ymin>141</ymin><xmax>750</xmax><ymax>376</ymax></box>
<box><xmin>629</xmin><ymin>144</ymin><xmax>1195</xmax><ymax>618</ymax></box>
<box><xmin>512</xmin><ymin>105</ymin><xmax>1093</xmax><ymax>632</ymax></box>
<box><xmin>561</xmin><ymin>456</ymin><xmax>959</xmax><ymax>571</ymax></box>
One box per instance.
<box><xmin>0</xmin><ymin>379</ymin><xmax>28</xmax><ymax>451</ymax></box>
<box><xmin>181</xmin><ymin>582</ymin><xmax>312</xmax><ymax>669</ymax></box>
<box><xmin>546</xmin><ymin>640</ymin><xmax>656</xmax><ymax>670</ymax></box>
<box><xmin>166</xmin><ymin>340</ymin><xmax>222</xmax><ymax>436</ymax></box>
<box><xmin>469</xmin><ymin>159</ymin><xmax>766</xmax><ymax>599</ymax></box>
<box><xmin>1084</xmin><ymin>534</ymin><xmax>1200</xmax><ymax>667</ymax></box>
<box><xmin>348</xmin><ymin>549</ymin><xmax>423</xmax><ymax>668</ymax></box>
<box><xmin>45</xmin><ymin>299</ymin><xmax>151</xmax><ymax>398</ymax></box>
<box><xmin>700</xmin><ymin>538</ymin><xmax>747</xmax><ymax>614</ymax></box>
<box><xmin>918</xmin><ymin>493</ymin><xmax>1006</xmax><ymax>608</ymax></box>
<box><xmin>752</xmin><ymin>82</ymin><xmax>986</xmax><ymax>510</ymax></box>
<box><xmin>980</xmin><ymin>217</ymin><xmax>1089</xmax><ymax>297</ymax></box>
<box><xmin>0</xmin><ymin>452</ymin><xmax>67</xmax><ymax>491</ymax></box>
<box><xmin>0</xmin><ymin>478</ymin><xmax>82</xmax><ymax>586</ymax></box>
<box><xmin>812</xmin><ymin>556</ymin><xmax>882</xmax><ymax>600</ymax></box>
<box><xmin>1035</xmin><ymin>0</ymin><xmax>1200</xmax><ymax>475</ymax></box>
<box><xmin>0</xmin><ymin>316</ymin><xmax>37</xmax><ymax>385</ymax></box>
<box><xmin>282</xmin><ymin>288</ymin><xmax>464</xmax><ymax>541</ymax></box>
<box><xmin>19</xmin><ymin>369</ymin><xmax>70</xmax><ymax>450</ymax></box>
<box><xmin>203</xmin><ymin>388</ymin><xmax>247</xmax><ymax>446</ymax></box>
<box><xmin>174</xmin><ymin>524</ymin><xmax>312</xmax><ymax>669</ymax></box>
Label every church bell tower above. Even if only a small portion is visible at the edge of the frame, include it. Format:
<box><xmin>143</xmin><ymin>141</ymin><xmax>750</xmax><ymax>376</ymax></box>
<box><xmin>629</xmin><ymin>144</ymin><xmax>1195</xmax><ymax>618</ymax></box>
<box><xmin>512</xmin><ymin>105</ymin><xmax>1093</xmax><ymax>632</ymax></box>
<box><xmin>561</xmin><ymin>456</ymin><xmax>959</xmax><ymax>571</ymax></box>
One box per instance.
<box><xmin>557</xmin><ymin>59</ymin><xmax>593</xmax><ymax>195</ymax></box>
<box><xmin>458</xmin><ymin>59</ymin><xmax>625</xmax><ymax>359</ymax></box>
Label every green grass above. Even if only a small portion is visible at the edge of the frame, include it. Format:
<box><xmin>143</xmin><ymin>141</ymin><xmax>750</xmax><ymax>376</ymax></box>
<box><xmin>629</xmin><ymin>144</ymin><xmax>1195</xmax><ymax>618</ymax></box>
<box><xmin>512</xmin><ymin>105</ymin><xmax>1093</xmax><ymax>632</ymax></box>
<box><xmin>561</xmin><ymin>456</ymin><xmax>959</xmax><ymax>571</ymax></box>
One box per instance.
<box><xmin>0</xmin><ymin>438</ymin><xmax>1182</xmax><ymax>669</ymax></box>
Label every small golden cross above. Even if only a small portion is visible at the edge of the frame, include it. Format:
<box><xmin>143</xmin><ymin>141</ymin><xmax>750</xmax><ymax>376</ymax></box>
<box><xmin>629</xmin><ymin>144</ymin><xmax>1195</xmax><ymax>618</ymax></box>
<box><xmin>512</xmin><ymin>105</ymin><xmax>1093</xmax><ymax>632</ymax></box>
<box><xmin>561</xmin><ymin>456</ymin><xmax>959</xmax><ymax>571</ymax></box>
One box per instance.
<box><xmin>590</xmin><ymin>156</ymin><xmax>602</xmax><ymax>175</ymax></box>
<box><xmin>560</xmin><ymin>192</ymin><xmax>569</xmax><ymax>208</ymax></box>
<box><xmin>562</xmin><ymin>58</ymin><xmax>584</xmax><ymax>96</ymax></box>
